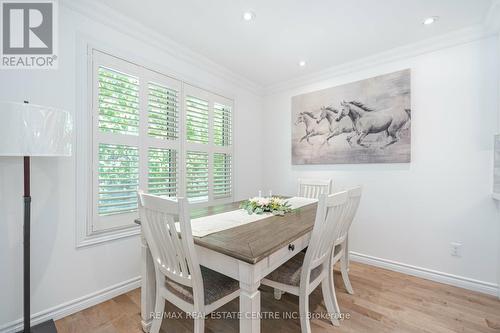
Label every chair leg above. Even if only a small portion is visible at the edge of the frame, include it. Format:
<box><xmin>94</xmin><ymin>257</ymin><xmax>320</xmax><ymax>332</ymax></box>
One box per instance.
<box><xmin>274</xmin><ymin>288</ymin><xmax>283</xmax><ymax>300</ymax></box>
<box><xmin>321</xmin><ymin>278</ymin><xmax>340</xmax><ymax>327</ymax></box>
<box><xmin>150</xmin><ymin>293</ymin><xmax>165</xmax><ymax>333</ymax></box>
<box><xmin>194</xmin><ymin>317</ymin><xmax>205</xmax><ymax>333</ymax></box>
<box><xmin>299</xmin><ymin>293</ymin><xmax>312</xmax><ymax>333</ymax></box>
<box><xmin>340</xmin><ymin>251</ymin><xmax>354</xmax><ymax>295</ymax></box>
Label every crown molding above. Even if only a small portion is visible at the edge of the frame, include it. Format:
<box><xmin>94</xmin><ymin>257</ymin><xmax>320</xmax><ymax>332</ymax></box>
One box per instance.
<box><xmin>485</xmin><ymin>0</ymin><xmax>500</xmax><ymax>34</ymax></box>
<box><xmin>61</xmin><ymin>0</ymin><xmax>498</xmax><ymax>97</ymax></box>
<box><xmin>60</xmin><ymin>0</ymin><xmax>264</xmax><ymax>96</ymax></box>
<box><xmin>264</xmin><ymin>24</ymin><xmax>494</xmax><ymax>95</ymax></box>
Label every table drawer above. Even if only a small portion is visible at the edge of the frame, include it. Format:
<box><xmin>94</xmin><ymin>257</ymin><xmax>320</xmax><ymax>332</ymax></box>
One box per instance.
<box><xmin>266</xmin><ymin>233</ymin><xmax>310</xmax><ymax>273</ymax></box>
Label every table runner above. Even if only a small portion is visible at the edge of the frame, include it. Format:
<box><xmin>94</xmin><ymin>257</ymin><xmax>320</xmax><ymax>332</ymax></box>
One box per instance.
<box><xmin>189</xmin><ymin>197</ymin><xmax>317</xmax><ymax>237</ymax></box>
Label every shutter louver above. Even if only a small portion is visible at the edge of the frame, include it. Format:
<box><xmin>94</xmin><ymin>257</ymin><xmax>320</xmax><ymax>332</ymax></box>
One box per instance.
<box><xmin>186</xmin><ymin>151</ymin><xmax>209</xmax><ymax>201</ymax></box>
<box><xmin>213</xmin><ymin>153</ymin><xmax>232</xmax><ymax>199</ymax></box>
<box><xmin>98</xmin><ymin>67</ymin><xmax>139</xmax><ymax>135</ymax></box>
<box><xmin>148</xmin><ymin>148</ymin><xmax>177</xmax><ymax>197</ymax></box>
<box><xmin>148</xmin><ymin>83</ymin><xmax>179</xmax><ymax>140</ymax></box>
<box><xmin>98</xmin><ymin>144</ymin><xmax>139</xmax><ymax>216</ymax></box>
<box><xmin>186</xmin><ymin>96</ymin><xmax>209</xmax><ymax>144</ymax></box>
<box><xmin>214</xmin><ymin>103</ymin><xmax>232</xmax><ymax>146</ymax></box>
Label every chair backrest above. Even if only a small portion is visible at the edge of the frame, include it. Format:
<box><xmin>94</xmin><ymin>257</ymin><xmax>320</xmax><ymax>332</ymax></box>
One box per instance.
<box><xmin>138</xmin><ymin>192</ymin><xmax>203</xmax><ymax>296</ymax></box>
<box><xmin>297</xmin><ymin>178</ymin><xmax>332</xmax><ymax>199</ymax></box>
<box><xmin>301</xmin><ymin>191</ymin><xmax>349</xmax><ymax>285</ymax></box>
<box><xmin>335</xmin><ymin>186</ymin><xmax>362</xmax><ymax>245</ymax></box>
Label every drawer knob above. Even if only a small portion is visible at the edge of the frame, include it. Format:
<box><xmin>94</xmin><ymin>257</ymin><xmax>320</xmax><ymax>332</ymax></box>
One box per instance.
<box><xmin>288</xmin><ymin>243</ymin><xmax>295</xmax><ymax>251</ymax></box>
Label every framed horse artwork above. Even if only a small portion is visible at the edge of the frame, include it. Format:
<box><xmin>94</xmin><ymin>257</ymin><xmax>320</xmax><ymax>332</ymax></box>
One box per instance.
<box><xmin>291</xmin><ymin>69</ymin><xmax>411</xmax><ymax>164</ymax></box>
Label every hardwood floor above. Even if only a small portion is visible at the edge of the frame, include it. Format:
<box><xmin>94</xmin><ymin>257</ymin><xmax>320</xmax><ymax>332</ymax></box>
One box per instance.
<box><xmin>55</xmin><ymin>262</ymin><xmax>500</xmax><ymax>333</ymax></box>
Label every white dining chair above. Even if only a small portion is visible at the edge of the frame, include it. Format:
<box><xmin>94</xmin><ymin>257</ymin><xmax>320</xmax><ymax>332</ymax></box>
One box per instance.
<box><xmin>331</xmin><ymin>186</ymin><xmax>362</xmax><ymax>296</ymax></box>
<box><xmin>273</xmin><ymin>178</ymin><xmax>334</xmax><ymax>301</ymax></box>
<box><xmin>138</xmin><ymin>191</ymin><xmax>240</xmax><ymax>333</ymax></box>
<box><xmin>297</xmin><ymin>178</ymin><xmax>332</xmax><ymax>198</ymax></box>
<box><xmin>262</xmin><ymin>191</ymin><xmax>349</xmax><ymax>332</ymax></box>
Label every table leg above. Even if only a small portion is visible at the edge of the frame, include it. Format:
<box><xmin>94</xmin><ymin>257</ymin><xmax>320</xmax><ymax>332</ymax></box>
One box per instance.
<box><xmin>239</xmin><ymin>281</ymin><xmax>261</xmax><ymax>333</ymax></box>
<box><xmin>238</xmin><ymin>262</ymin><xmax>261</xmax><ymax>333</ymax></box>
<box><xmin>141</xmin><ymin>232</ymin><xmax>156</xmax><ymax>332</ymax></box>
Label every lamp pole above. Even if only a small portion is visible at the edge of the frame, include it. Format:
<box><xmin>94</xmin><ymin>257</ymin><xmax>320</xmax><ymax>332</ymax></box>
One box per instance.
<box><xmin>23</xmin><ymin>100</ymin><xmax>31</xmax><ymax>333</ymax></box>
<box><xmin>23</xmin><ymin>155</ymin><xmax>31</xmax><ymax>333</ymax></box>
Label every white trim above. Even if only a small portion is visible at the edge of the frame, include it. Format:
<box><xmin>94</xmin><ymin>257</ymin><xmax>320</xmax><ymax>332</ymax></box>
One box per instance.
<box><xmin>0</xmin><ymin>277</ymin><xmax>141</xmax><ymax>333</ymax></box>
<box><xmin>350</xmin><ymin>251</ymin><xmax>499</xmax><ymax>297</ymax></box>
<box><xmin>265</xmin><ymin>25</ymin><xmax>495</xmax><ymax>94</ymax></box>
<box><xmin>62</xmin><ymin>0</ymin><xmax>498</xmax><ymax>95</ymax></box>
<box><xmin>60</xmin><ymin>0</ymin><xmax>263</xmax><ymax>96</ymax></box>
<box><xmin>76</xmin><ymin>225</ymin><xmax>141</xmax><ymax>248</ymax></box>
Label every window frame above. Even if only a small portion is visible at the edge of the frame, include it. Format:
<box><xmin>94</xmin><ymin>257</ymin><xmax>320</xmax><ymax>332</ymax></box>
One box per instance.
<box><xmin>76</xmin><ymin>44</ymin><xmax>234</xmax><ymax>247</ymax></box>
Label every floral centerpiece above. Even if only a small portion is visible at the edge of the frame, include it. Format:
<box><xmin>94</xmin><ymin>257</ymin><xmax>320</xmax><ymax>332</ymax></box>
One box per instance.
<box><xmin>240</xmin><ymin>196</ymin><xmax>292</xmax><ymax>216</ymax></box>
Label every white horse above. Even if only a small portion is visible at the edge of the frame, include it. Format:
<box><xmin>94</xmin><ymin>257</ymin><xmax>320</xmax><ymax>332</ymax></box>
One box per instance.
<box><xmin>336</xmin><ymin>100</ymin><xmax>411</xmax><ymax>148</ymax></box>
<box><xmin>295</xmin><ymin>111</ymin><xmax>330</xmax><ymax>144</ymax></box>
<box><xmin>316</xmin><ymin>106</ymin><xmax>354</xmax><ymax>145</ymax></box>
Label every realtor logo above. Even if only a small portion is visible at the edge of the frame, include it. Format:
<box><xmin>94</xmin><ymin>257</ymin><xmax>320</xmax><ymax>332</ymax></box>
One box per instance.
<box><xmin>1</xmin><ymin>0</ymin><xmax>58</xmax><ymax>68</ymax></box>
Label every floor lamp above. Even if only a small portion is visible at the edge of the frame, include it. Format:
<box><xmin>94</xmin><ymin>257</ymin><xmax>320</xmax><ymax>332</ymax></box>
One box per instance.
<box><xmin>0</xmin><ymin>101</ymin><xmax>72</xmax><ymax>333</ymax></box>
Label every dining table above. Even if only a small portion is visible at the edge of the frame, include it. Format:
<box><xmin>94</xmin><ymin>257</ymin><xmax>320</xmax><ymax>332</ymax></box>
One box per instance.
<box><xmin>136</xmin><ymin>197</ymin><xmax>348</xmax><ymax>333</ymax></box>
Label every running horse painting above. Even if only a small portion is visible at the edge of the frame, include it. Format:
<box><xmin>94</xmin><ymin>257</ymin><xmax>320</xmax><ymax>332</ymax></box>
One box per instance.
<box><xmin>291</xmin><ymin>69</ymin><xmax>411</xmax><ymax>164</ymax></box>
<box><xmin>335</xmin><ymin>101</ymin><xmax>411</xmax><ymax>148</ymax></box>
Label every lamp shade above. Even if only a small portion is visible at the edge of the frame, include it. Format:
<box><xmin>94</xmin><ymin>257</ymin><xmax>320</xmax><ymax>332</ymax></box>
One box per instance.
<box><xmin>0</xmin><ymin>101</ymin><xmax>72</xmax><ymax>156</ymax></box>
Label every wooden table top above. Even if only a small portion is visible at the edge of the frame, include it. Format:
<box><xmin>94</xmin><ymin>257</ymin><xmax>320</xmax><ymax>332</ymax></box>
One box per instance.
<box><xmin>136</xmin><ymin>199</ymin><xmax>318</xmax><ymax>265</ymax></box>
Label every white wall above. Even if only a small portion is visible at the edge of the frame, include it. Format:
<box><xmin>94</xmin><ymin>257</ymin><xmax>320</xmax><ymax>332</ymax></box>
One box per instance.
<box><xmin>263</xmin><ymin>37</ymin><xmax>500</xmax><ymax>290</ymax></box>
<box><xmin>0</xmin><ymin>4</ymin><xmax>264</xmax><ymax>330</ymax></box>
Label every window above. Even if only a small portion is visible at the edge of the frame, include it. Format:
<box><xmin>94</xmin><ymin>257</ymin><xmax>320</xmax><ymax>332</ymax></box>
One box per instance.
<box><xmin>184</xmin><ymin>84</ymin><xmax>233</xmax><ymax>204</ymax></box>
<box><xmin>186</xmin><ymin>151</ymin><xmax>209</xmax><ymax>201</ymax></box>
<box><xmin>86</xmin><ymin>49</ymin><xmax>233</xmax><ymax>238</ymax></box>
<box><xmin>213</xmin><ymin>153</ymin><xmax>232</xmax><ymax>199</ymax></box>
<box><xmin>98</xmin><ymin>143</ymin><xmax>139</xmax><ymax>216</ymax></box>
<box><xmin>148</xmin><ymin>148</ymin><xmax>178</xmax><ymax>197</ymax></box>
<box><xmin>186</xmin><ymin>96</ymin><xmax>209</xmax><ymax>144</ymax></box>
<box><xmin>90</xmin><ymin>50</ymin><xmax>182</xmax><ymax>233</ymax></box>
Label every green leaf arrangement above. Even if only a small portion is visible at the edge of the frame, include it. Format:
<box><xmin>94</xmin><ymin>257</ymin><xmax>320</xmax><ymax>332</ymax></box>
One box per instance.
<box><xmin>240</xmin><ymin>196</ymin><xmax>292</xmax><ymax>216</ymax></box>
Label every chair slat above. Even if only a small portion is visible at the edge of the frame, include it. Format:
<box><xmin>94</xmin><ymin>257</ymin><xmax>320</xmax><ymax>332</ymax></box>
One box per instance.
<box><xmin>298</xmin><ymin>178</ymin><xmax>332</xmax><ymax>199</ymax></box>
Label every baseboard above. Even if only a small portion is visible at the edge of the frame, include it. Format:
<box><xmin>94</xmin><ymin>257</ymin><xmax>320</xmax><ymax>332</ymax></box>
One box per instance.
<box><xmin>1</xmin><ymin>252</ymin><xmax>498</xmax><ymax>333</ymax></box>
<box><xmin>350</xmin><ymin>252</ymin><xmax>499</xmax><ymax>297</ymax></box>
<box><xmin>0</xmin><ymin>276</ymin><xmax>141</xmax><ymax>333</ymax></box>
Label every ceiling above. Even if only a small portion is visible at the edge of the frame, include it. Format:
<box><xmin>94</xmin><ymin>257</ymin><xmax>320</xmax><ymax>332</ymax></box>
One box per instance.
<box><xmin>85</xmin><ymin>0</ymin><xmax>493</xmax><ymax>87</ymax></box>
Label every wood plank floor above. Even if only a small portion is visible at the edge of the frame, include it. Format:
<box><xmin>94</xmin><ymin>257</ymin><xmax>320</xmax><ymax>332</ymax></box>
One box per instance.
<box><xmin>55</xmin><ymin>262</ymin><xmax>500</xmax><ymax>333</ymax></box>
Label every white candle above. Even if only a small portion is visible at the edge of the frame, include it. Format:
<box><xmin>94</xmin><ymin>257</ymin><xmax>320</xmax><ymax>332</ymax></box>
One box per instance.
<box><xmin>269</xmin><ymin>190</ymin><xmax>272</xmax><ymax>197</ymax></box>
<box><xmin>258</xmin><ymin>190</ymin><xmax>262</xmax><ymax>198</ymax></box>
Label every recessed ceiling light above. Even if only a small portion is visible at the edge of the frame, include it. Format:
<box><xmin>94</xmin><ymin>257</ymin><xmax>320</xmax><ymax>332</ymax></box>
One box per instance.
<box><xmin>298</xmin><ymin>60</ymin><xmax>306</xmax><ymax>67</ymax></box>
<box><xmin>242</xmin><ymin>11</ymin><xmax>255</xmax><ymax>21</ymax></box>
<box><xmin>423</xmin><ymin>16</ymin><xmax>439</xmax><ymax>25</ymax></box>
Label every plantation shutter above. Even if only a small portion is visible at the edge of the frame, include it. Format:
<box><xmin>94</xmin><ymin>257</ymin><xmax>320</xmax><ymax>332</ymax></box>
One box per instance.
<box><xmin>92</xmin><ymin>50</ymin><xmax>143</xmax><ymax>231</ymax></box>
<box><xmin>144</xmin><ymin>71</ymin><xmax>181</xmax><ymax>200</ymax></box>
<box><xmin>91</xmin><ymin>50</ymin><xmax>181</xmax><ymax>232</ymax></box>
<box><xmin>213</xmin><ymin>153</ymin><xmax>232</xmax><ymax>199</ymax></box>
<box><xmin>184</xmin><ymin>84</ymin><xmax>233</xmax><ymax>204</ymax></box>
<box><xmin>98</xmin><ymin>144</ymin><xmax>139</xmax><ymax>216</ymax></box>
<box><xmin>90</xmin><ymin>49</ymin><xmax>233</xmax><ymax>236</ymax></box>
<box><xmin>213</xmin><ymin>103</ymin><xmax>232</xmax><ymax>146</ymax></box>
<box><xmin>148</xmin><ymin>148</ymin><xmax>177</xmax><ymax>197</ymax></box>
<box><xmin>148</xmin><ymin>82</ymin><xmax>178</xmax><ymax>140</ymax></box>
<box><xmin>186</xmin><ymin>95</ymin><xmax>209</xmax><ymax>144</ymax></box>
<box><xmin>97</xmin><ymin>67</ymin><xmax>140</xmax><ymax>135</ymax></box>
<box><xmin>186</xmin><ymin>151</ymin><xmax>209</xmax><ymax>200</ymax></box>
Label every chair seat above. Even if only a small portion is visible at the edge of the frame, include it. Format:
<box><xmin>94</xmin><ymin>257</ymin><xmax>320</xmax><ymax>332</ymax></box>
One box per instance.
<box><xmin>334</xmin><ymin>244</ymin><xmax>342</xmax><ymax>256</ymax></box>
<box><xmin>166</xmin><ymin>266</ymin><xmax>239</xmax><ymax>305</ymax></box>
<box><xmin>264</xmin><ymin>252</ymin><xmax>323</xmax><ymax>287</ymax></box>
